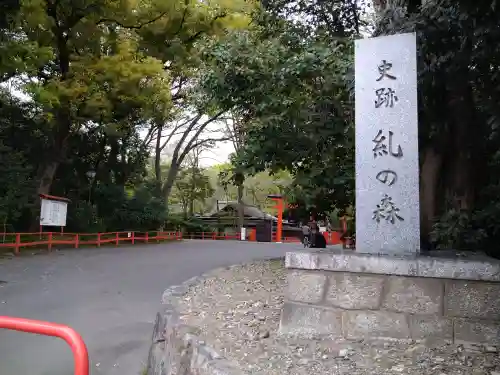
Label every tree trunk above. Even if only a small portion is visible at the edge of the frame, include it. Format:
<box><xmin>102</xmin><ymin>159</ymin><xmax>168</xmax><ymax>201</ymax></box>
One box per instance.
<box><xmin>162</xmin><ymin>161</ymin><xmax>181</xmax><ymax>204</ymax></box>
<box><xmin>32</xmin><ymin>111</ymin><xmax>71</xmax><ymax>229</ymax></box>
<box><xmin>182</xmin><ymin>198</ymin><xmax>188</xmax><ymax>219</ymax></box>
<box><xmin>189</xmin><ymin>181</ymin><xmax>195</xmax><ymax>217</ymax></box>
<box><xmin>420</xmin><ymin>146</ymin><xmax>442</xmax><ymax>248</ymax></box>
<box><xmin>37</xmin><ymin>161</ymin><xmax>60</xmax><ymax>196</ymax></box>
<box><xmin>237</xmin><ymin>182</ymin><xmax>244</xmax><ymax>236</ymax></box>
<box><xmin>32</xmin><ymin>153</ymin><xmax>64</xmax><ymax>230</ymax></box>
<box><xmin>188</xmin><ymin>166</ymin><xmax>195</xmax><ymax>217</ymax></box>
<box><xmin>106</xmin><ymin>138</ymin><xmax>119</xmax><ymax>183</ymax></box>
<box><xmin>154</xmin><ymin>123</ymin><xmax>163</xmax><ymax>186</ymax></box>
<box><xmin>31</xmin><ymin>4</ymin><xmax>73</xmax><ymax>230</ymax></box>
<box><xmin>445</xmin><ymin>81</ymin><xmax>477</xmax><ymax>212</ymax></box>
<box><xmin>160</xmin><ymin>111</ymin><xmax>225</xmax><ymax>203</ymax></box>
<box><xmin>119</xmin><ymin>139</ymin><xmax>128</xmax><ymax>185</ymax></box>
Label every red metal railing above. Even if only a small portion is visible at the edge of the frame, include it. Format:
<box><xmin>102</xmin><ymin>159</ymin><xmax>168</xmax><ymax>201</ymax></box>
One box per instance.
<box><xmin>0</xmin><ymin>316</ymin><xmax>89</xmax><ymax>375</ymax></box>
<box><xmin>0</xmin><ymin>228</ymin><xmax>345</xmax><ymax>255</ymax></box>
<box><xmin>0</xmin><ymin>230</ymin><xmax>259</xmax><ymax>255</ymax></box>
<box><xmin>0</xmin><ymin>231</ymin><xmax>183</xmax><ymax>255</ymax></box>
<box><xmin>184</xmin><ymin>232</ymin><xmax>240</xmax><ymax>241</ymax></box>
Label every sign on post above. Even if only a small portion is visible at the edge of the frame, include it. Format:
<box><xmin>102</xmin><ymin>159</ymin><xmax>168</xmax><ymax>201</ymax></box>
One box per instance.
<box><xmin>40</xmin><ymin>199</ymin><xmax>68</xmax><ymax>227</ymax></box>
<box><xmin>355</xmin><ymin>33</ymin><xmax>420</xmax><ymax>254</ymax></box>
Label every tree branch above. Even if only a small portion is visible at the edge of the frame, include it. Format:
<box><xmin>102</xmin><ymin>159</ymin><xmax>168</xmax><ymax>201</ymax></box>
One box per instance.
<box><xmin>159</xmin><ymin>116</ymin><xmax>197</xmax><ymax>151</ymax></box>
<box><xmin>184</xmin><ymin>13</ymin><xmax>228</xmax><ymax>45</ymax></box>
<box><xmin>189</xmin><ymin>136</ymin><xmax>232</xmax><ymax>151</ymax></box>
<box><xmin>178</xmin><ymin>110</ymin><xmax>226</xmax><ymax>162</ymax></box>
<box><xmin>141</xmin><ymin>123</ymin><xmax>156</xmax><ymax>148</ymax></box>
<box><xmin>175</xmin><ymin>2</ymin><xmax>189</xmax><ymax>36</ymax></box>
<box><xmin>97</xmin><ymin>11</ymin><xmax>167</xmax><ymax>30</ymax></box>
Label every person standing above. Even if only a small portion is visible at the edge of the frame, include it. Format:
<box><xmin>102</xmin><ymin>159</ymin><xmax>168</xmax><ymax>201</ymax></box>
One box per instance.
<box><xmin>308</xmin><ymin>217</ymin><xmax>318</xmax><ymax>247</ymax></box>
<box><xmin>301</xmin><ymin>222</ymin><xmax>310</xmax><ymax>244</ymax></box>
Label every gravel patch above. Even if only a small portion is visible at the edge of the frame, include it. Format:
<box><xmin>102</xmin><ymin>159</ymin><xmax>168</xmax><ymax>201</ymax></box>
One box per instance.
<box><xmin>176</xmin><ymin>259</ymin><xmax>500</xmax><ymax>375</ymax></box>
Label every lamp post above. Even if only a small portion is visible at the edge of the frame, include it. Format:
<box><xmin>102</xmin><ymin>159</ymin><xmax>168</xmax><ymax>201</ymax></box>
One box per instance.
<box><xmin>86</xmin><ymin>171</ymin><xmax>96</xmax><ymax>203</ymax></box>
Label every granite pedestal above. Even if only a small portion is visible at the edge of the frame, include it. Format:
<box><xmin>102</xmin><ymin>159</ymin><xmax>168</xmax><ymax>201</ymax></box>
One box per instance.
<box><xmin>279</xmin><ymin>249</ymin><xmax>500</xmax><ymax>344</ymax></box>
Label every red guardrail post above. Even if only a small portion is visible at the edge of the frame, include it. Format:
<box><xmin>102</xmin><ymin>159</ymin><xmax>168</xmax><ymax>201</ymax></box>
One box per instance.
<box><xmin>14</xmin><ymin>233</ymin><xmax>20</xmax><ymax>255</ymax></box>
<box><xmin>145</xmin><ymin>232</ymin><xmax>149</xmax><ymax>243</ymax></box>
<box><xmin>0</xmin><ymin>316</ymin><xmax>89</xmax><ymax>375</ymax></box>
<box><xmin>115</xmin><ymin>232</ymin><xmax>119</xmax><ymax>246</ymax></box>
<box><xmin>47</xmin><ymin>232</ymin><xmax>53</xmax><ymax>251</ymax></box>
<box><xmin>131</xmin><ymin>232</ymin><xmax>135</xmax><ymax>245</ymax></box>
<box><xmin>75</xmin><ymin>234</ymin><xmax>79</xmax><ymax>249</ymax></box>
<box><xmin>97</xmin><ymin>233</ymin><xmax>101</xmax><ymax>248</ymax></box>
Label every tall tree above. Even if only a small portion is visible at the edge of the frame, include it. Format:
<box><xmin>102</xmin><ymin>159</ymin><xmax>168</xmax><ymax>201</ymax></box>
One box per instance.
<box><xmin>11</xmin><ymin>0</ymin><xmax>171</xmax><ymax>200</ymax></box>
<box><xmin>372</xmin><ymin>0</ymin><xmax>500</xmax><ymax>249</ymax></box>
<box><xmin>135</xmin><ymin>0</ymin><xmax>255</xmax><ymax>201</ymax></box>
<box><xmin>152</xmin><ymin>109</ymin><xmax>228</xmax><ymax>202</ymax></box>
<box><xmin>261</xmin><ymin>0</ymin><xmax>368</xmax><ymax>37</ymax></box>
<box><xmin>222</xmin><ymin>112</ymin><xmax>248</xmax><ymax>234</ymax></box>
<box><xmin>0</xmin><ymin>0</ymin><xmax>255</xmax><ymax>232</ymax></box>
<box><xmin>0</xmin><ymin>91</ymin><xmax>37</xmax><ymax>230</ymax></box>
<box><xmin>200</xmin><ymin>25</ymin><xmax>355</xmax><ymax>215</ymax></box>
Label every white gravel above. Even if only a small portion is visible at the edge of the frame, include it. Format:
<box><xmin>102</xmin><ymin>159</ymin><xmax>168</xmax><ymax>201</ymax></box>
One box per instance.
<box><xmin>176</xmin><ymin>259</ymin><xmax>500</xmax><ymax>375</ymax></box>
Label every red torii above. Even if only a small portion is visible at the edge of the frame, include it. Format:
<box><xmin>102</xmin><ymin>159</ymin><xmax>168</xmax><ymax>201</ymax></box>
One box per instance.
<box><xmin>267</xmin><ymin>194</ymin><xmax>287</xmax><ymax>243</ymax></box>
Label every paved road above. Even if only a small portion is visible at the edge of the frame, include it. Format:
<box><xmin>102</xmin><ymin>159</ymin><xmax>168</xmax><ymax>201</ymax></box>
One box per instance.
<box><xmin>0</xmin><ymin>240</ymin><xmax>294</xmax><ymax>375</ymax></box>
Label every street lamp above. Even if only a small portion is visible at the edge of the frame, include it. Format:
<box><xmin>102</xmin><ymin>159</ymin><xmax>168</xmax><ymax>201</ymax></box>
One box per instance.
<box><xmin>86</xmin><ymin>171</ymin><xmax>96</xmax><ymax>203</ymax></box>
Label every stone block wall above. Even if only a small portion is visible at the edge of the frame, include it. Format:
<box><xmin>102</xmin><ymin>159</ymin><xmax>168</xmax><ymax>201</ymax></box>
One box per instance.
<box><xmin>147</xmin><ymin>276</ymin><xmax>244</xmax><ymax>375</ymax></box>
<box><xmin>279</xmin><ymin>250</ymin><xmax>500</xmax><ymax>344</ymax></box>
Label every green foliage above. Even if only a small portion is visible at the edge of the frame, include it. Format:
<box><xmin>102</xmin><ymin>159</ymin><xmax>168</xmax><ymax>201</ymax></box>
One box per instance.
<box><xmin>0</xmin><ymin>93</ymin><xmax>38</xmax><ymax>227</ymax></box>
<box><xmin>0</xmin><ymin>142</ymin><xmax>33</xmax><ymax>223</ymax></box>
<box><xmin>379</xmin><ymin>1</ymin><xmax>500</xmax><ymax>251</ymax></box>
<box><xmin>110</xmin><ymin>183</ymin><xmax>168</xmax><ymax>231</ymax></box>
<box><xmin>260</xmin><ymin>0</ymin><xmax>369</xmax><ymax>37</ymax></box>
<box><xmin>373</xmin><ymin>0</ymin><xmax>500</xmax><ymax>252</ymax></box>
<box><xmin>205</xmin><ymin>163</ymin><xmax>292</xmax><ymax>211</ymax></box>
<box><xmin>430</xmin><ymin>210</ymin><xmax>478</xmax><ymax>250</ymax></box>
<box><xmin>200</xmin><ymin>22</ymin><xmax>355</xmax><ymax>216</ymax></box>
<box><xmin>66</xmin><ymin>201</ymin><xmax>104</xmax><ymax>233</ymax></box>
<box><xmin>0</xmin><ymin>0</ymin><xmax>253</xmax><ymax>233</ymax></box>
<box><xmin>201</xmin><ymin>0</ymin><xmax>500</xmax><ymax>254</ymax></box>
<box><xmin>165</xmin><ymin>214</ymin><xmax>214</xmax><ymax>233</ymax></box>
<box><xmin>170</xmin><ymin>166</ymin><xmax>215</xmax><ymax>216</ymax></box>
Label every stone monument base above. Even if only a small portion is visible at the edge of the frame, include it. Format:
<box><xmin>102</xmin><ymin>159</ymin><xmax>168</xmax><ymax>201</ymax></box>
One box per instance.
<box><xmin>279</xmin><ymin>249</ymin><xmax>500</xmax><ymax>344</ymax></box>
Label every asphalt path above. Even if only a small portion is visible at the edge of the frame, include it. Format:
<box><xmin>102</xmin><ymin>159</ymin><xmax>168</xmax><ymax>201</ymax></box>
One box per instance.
<box><xmin>0</xmin><ymin>240</ymin><xmax>294</xmax><ymax>375</ymax></box>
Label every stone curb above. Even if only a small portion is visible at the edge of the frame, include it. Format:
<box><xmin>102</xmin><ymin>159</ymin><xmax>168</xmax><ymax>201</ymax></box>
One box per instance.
<box><xmin>146</xmin><ymin>260</ymin><xmax>283</xmax><ymax>375</ymax></box>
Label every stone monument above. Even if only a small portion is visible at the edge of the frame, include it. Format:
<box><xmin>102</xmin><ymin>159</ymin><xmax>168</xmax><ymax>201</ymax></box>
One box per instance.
<box><xmin>355</xmin><ymin>33</ymin><xmax>420</xmax><ymax>254</ymax></box>
<box><xmin>279</xmin><ymin>33</ymin><xmax>500</xmax><ymax>345</ymax></box>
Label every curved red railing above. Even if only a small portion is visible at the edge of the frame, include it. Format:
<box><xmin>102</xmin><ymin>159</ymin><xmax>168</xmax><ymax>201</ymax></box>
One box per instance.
<box><xmin>0</xmin><ymin>228</ymin><xmax>345</xmax><ymax>255</ymax></box>
<box><xmin>0</xmin><ymin>230</ymin><xmax>251</xmax><ymax>255</ymax></box>
<box><xmin>0</xmin><ymin>316</ymin><xmax>89</xmax><ymax>375</ymax></box>
<box><xmin>0</xmin><ymin>230</ymin><xmax>183</xmax><ymax>255</ymax></box>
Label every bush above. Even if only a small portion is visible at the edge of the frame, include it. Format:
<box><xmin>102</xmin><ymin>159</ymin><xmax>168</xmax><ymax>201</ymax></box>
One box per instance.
<box><xmin>165</xmin><ymin>214</ymin><xmax>215</xmax><ymax>233</ymax></box>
